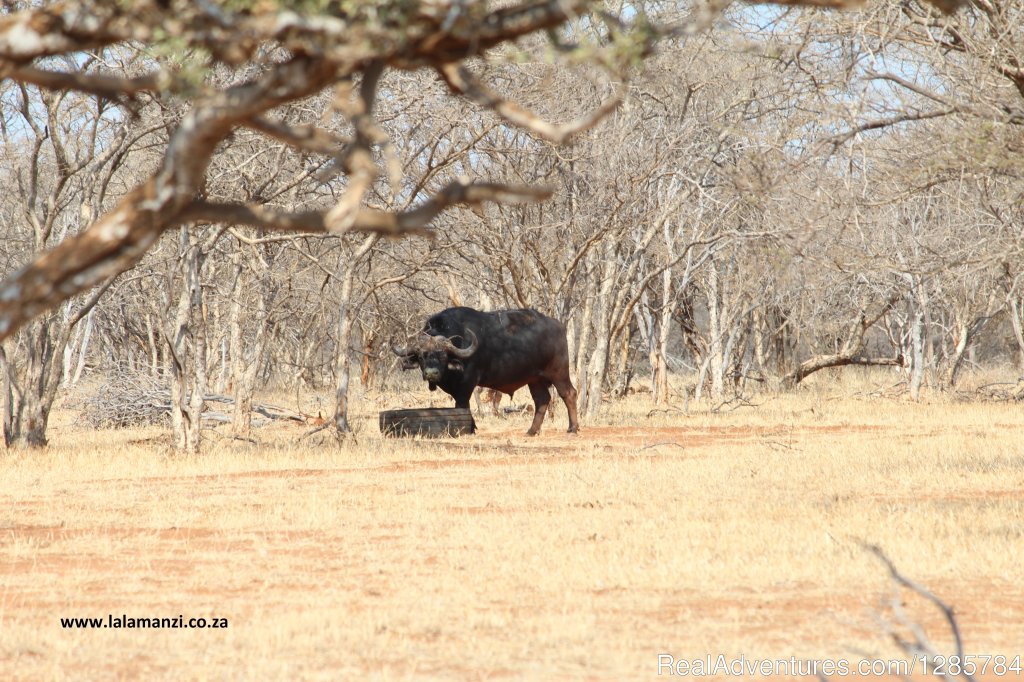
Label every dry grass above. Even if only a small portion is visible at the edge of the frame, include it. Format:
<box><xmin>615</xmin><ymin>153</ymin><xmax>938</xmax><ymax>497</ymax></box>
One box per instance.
<box><xmin>2</xmin><ymin>374</ymin><xmax>1023</xmax><ymax>680</ymax></box>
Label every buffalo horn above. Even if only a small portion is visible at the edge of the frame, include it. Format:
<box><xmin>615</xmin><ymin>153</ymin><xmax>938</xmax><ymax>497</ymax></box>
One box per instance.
<box><xmin>443</xmin><ymin>329</ymin><xmax>478</xmax><ymax>358</ymax></box>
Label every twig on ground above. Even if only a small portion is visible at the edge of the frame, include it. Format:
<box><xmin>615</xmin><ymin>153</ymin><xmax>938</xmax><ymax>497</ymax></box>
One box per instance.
<box><xmin>710</xmin><ymin>395</ymin><xmax>761</xmax><ymax>413</ymax></box>
<box><xmin>637</xmin><ymin>441</ymin><xmax>685</xmax><ymax>451</ymax></box>
<box><xmin>646</xmin><ymin>406</ymin><xmax>687</xmax><ymax>418</ymax></box>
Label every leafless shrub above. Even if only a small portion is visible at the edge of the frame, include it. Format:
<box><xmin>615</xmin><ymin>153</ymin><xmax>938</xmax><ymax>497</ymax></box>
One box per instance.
<box><xmin>78</xmin><ymin>371</ymin><xmax>171</xmax><ymax>428</ymax></box>
<box><xmin>76</xmin><ymin>370</ymin><xmax>319</xmax><ymax>429</ymax></box>
<box><xmin>974</xmin><ymin>381</ymin><xmax>1024</xmax><ymax>402</ymax></box>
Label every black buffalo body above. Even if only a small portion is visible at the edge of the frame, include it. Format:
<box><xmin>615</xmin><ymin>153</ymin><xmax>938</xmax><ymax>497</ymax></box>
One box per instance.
<box><xmin>393</xmin><ymin>307</ymin><xmax>580</xmax><ymax>435</ymax></box>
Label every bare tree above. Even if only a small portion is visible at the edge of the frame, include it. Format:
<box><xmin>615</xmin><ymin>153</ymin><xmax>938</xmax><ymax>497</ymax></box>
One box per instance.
<box><xmin>5</xmin><ymin>0</ymin><xmax>1016</xmax><ymax>442</ymax></box>
<box><xmin>161</xmin><ymin>227</ymin><xmax>223</xmax><ymax>454</ymax></box>
<box><xmin>0</xmin><ymin>76</ymin><xmax>148</xmax><ymax>445</ymax></box>
<box><xmin>0</xmin><ymin>1</ymin><xmax>683</xmax><ymax>347</ymax></box>
<box><xmin>0</xmin><ymin>0</ymin><xmax>968</xmax><ymax>336</ymax></box>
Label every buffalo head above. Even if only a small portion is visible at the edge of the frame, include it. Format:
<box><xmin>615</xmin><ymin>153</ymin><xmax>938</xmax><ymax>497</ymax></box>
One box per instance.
<box><xmin>392</xmin><ymin>329</ymin><xmax>478</xmax><ymax>386</ymax></box>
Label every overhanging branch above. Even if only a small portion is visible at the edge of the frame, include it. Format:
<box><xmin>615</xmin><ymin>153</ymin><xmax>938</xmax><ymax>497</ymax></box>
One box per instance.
<box><xmin>0</xmin><ymin>62</ymin><xmax>170</xmax><ymax>99</ymax></box>
<box><xmin>181</xmin><ymin>180</ymin><xmax>554</xmax><ymax>238</ymax></box>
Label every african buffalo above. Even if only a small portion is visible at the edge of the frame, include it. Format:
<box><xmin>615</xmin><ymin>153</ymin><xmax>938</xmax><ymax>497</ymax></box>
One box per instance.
<box><xmin>392</xmin><ymin>307</ymin><xmax>580</xmax><ymax>435</ymax></box>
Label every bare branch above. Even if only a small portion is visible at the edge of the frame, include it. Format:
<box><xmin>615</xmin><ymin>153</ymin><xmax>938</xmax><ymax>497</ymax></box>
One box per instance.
<box><xmin>783</xmin><ymin>295</ymin><xmax>903</xmax><ymax>386</ymax></box>
<box><xmin>865</xmin><ymin>544</ymin><xmax>975</xmax><ymax>681</ymax></box>
<box><xmin>0</xmin><ymin>55</ymin><xmax>341</xmax><ymax>344</ymax></box>
<box><xmin>182</xmin><ymin>180</ymin><xmax>554</xmax><ymax>238</ymax></box>
<box><xmin>0</xmin><ymin>62</ymin><xmax>170</xmax><ymax>99</ymax></box>
<box><xmin>438</xmin><ymin>63</ymin><xmax>626</xmax><ymax>144</ymax></box>
<box><xmin>824</xmin><ymin>109</ymin><xmax>958</xmax><ymax>149</ymax></box>
<box><xmin>864</xmin><ymin>70</ymin><xmax>957</xmax><ymax>109</ymax></box>
<box><xmin>243</xmin><ymin>116</ymin><xmax>350</xmax><ymax>158</ymax></box>
<box><xmin>326</xmin><ymin>62</ymin><xmax>387</xmax><ymax>232</ymax></box>
<box><xmin>0</xmin><ymin>5</ymin><xmax>135</xmax><ymax>61</ymax></box>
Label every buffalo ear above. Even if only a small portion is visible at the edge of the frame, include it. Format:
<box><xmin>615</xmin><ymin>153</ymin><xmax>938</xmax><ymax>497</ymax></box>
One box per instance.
<box><xmin>400</xmin><ymin>356</ymin><xmax>419</xmax><ymax>370</ymax></box>
<box><xmin>447</xmin><ymin>359</ymin><xmax>464</xmax><ymax>372</ymax></box>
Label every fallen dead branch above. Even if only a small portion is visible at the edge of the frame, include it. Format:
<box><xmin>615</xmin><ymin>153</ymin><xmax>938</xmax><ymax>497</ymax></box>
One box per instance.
<box><xmin>646</xmin><ymin>406</ymin><xmax>688</xmax><ymax>418</ymax></box>
<box><xmin>710</xmin><ymin>395</ymin><xmax>762</xmax><ymax>413</ymax></box>
<box><xmin>974</xmin><ymin>381</ymin><xmax>1024</xmax><ymax>402</ymax></box>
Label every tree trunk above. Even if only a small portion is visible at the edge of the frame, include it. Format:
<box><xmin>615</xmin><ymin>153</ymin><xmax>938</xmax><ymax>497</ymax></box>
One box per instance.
<box><xmin>1009</xmin><ymin>298</ymin><xmax>1024</xmax><ymax>369</ymax></box>
<box><xmin>945</xmin><ymin>320</ymin><xmax>970</xmax><ymax>389</ymax></box>
<box><xmin>574</xmin><ymin>288</ymin><xmax>594</xmax><ymax>396</ymax></box>
<box><xmin>334</xmin><ymin>302</ymin><xmax>356</xmax><ymax>433</ymax></box>
<box><xmin>146</xmin><ymin>314</ymin><xmax>160</xmax><ymax>376</ymax></box>
<box><xmin>227</xmin><ymin>254</ymin><xmax>269</xmax><ymax>438</ymax></box>
<box><xmin>15</xmin><ymin>382</ymin><xmax>51</xmax><ymax>447</ymax></box>
<box><xmin>333</xmin><ymin>235</ymin><xmax>378</xmax><ymax>434</ymax></box>
<box><xmin>583</xmin><ymin>242</ymin><xmax>617</xmax><ymax>417</ymax></box>
<box><xmin>565</xmin><ymin>317</ymin><xmax>578</xmax><ymax>386</ymax></box>
<box><xmin>166</xmin><ymin>228</ymin><xmax>207</xmax><ymax>455</ymax></box>
<box><xmin>945</xmin><ymin>287</ymin><xmax>1002</xmax><ymax>389</ymax></box>
<box><xmin>0</xmin><ymin>346</ymin><xmax>12</xmax><ymax>448</ymax></box>
<box><xmin>9</xmin><ymin>320</ymin><xmax>56</xmax><ymax>447</ymax></box>
<box><xmin>3</xmin><ymin>306</ymin><xmax>98</xmax><ymax>448</ymax></box>
<box><xmin>70</xmin><ymin>309</ymin><xmax>95</xmax><ymax>385</ymax></box>
<box><xmin>189</xmin><ymin>294</ymin><xmax>208</xmax><ymax>452</ymax></box>
<box><xmin>653</xmin><ymin>269</ymin><xmax>672</xmax><ymax>404</ymax></box>
<box><xmin>360</xmin><ymin>334</ymin><xmax>375</xmax><ymax>389</ymax></box>
<box><xmin>609</xmin><ymin>325</ymin><xmax>634</xmax><ymax>398</ymax></box>
<box><xmin>706</xmin><ymin>263</ymin><xmax>726</xmax><ymax>400</ymax></box>
<box><xmin>908</xmin><ymin>304</ymin><xmax>925</xmax><ymax>401</ymax></box>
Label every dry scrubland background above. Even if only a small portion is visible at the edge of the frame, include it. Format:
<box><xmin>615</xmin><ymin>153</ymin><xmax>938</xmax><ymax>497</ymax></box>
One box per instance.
<box><xmin>2</xmin><ymin>2</ymin><xmax>1023</xmax><ymax>679</ymax></box>
<box><xmin>2</xmin><ymin>372</ymin><xmax>1022</xmax><ymax>680</ymax></box>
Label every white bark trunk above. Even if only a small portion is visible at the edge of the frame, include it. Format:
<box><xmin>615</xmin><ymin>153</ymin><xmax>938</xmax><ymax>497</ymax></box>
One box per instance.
<box><xmin>334</xmin><ymin>235</ymin><xmax>378</xmax><ymax>434</ymax></box>
<box><xmin>706</xmin><ymin>263</ymin><xmax>726</xmax><ymax>400</ymax></box>
<box><xmin>908</xmin><ymin>306</ymin><xmax>925</xmax><ymax>401</ymax></box>
<box><xmin>583</xmin><ymin>242</ymin><xmax>617</xmax><ymax>417</ymax></box>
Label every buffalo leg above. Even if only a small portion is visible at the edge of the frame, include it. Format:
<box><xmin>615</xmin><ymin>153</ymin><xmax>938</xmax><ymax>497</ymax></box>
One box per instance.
<box><xmin>526</xmin><ymin>382</ymin><xmax>552</xmax><ymax>436</ymax></box>
<box><xmin>553</xmin><ymin>378</ymin><xmax>580</xmax><ymax>433</ymax></box>
<box><xmin>453</xmin><ymin>388</ymin><xmax>477</xmax><ymax>433</ymax></box>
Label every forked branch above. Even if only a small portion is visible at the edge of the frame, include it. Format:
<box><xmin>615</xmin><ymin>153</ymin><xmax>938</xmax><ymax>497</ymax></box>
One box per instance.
<box><xmin>783</xmin><ymin>295</ymin><xmax>902</xmax><ymax>387</ymax></box>
<box><xmin>244</xmin><ymin>116</ymin><xmax>351</xmax><ymax>158</ymax></box>
<box><xmin>438</xmin><ymin>63</ymin><xmax>626</xmax><ymax>144</ymax></box>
